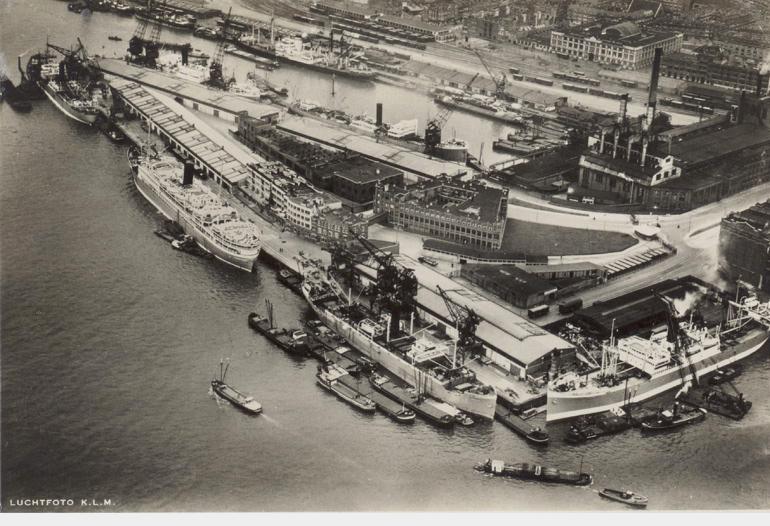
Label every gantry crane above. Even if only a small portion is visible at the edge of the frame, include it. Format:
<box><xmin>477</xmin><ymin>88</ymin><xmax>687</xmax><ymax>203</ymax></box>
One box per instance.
<box><xmin>436</xmin><ymin>285</ymin><xmax>482</xmax><ymax>368</ymax></box>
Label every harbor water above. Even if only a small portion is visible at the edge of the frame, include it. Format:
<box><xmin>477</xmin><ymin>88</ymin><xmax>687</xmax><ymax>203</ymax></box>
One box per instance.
<box><xmin>2</xmin><ymin>1</ymin><xmax>770</xmax><ymax>512</ymax></box>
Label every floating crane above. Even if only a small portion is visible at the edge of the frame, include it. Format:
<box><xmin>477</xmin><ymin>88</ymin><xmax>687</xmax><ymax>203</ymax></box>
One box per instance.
<box><xmin>207</xmin><ymin>7</ymin><xmax>233</xmax><ymax>90</ymax></box>
<box><xmin>436</xmin><ymin>285</ymin><xmax>482</xmax><ymax>368</ymax></box>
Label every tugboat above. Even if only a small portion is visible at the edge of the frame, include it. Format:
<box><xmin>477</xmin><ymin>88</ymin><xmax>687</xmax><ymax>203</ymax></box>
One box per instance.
<box><xmin>640</xmin><ymin>403</ymin><xmax>706</xmax><ymax>432</ymax></box>
<box><xmin>475</xmin><ymin>459</ymin><xmax>593</xmax><ymax>486</ymax></box>
<box><xmin>316</xmin><ymin>362</ymin><xmax>377</xmax><ymax>413</ymax></box>
<box><xmin>211</xmin><ymin>359</ymin><xmax>262</xmax><ymax>415</ymax></box>
<box><xmin>599</xmin><ymin>488</ymin><xmax>649</xmax><ymax>508</ymax></box>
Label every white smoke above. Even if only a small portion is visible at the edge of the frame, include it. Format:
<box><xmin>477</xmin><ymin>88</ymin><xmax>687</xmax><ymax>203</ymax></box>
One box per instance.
<box><xmin>672</xmin><ymin>287</ymin><xmax>706</xmax><ymax>317</ymax></box>
<box><xmin>760</xmin><ymin>50</ymin><xmax>770</xmax><ymax>76</ymax></box>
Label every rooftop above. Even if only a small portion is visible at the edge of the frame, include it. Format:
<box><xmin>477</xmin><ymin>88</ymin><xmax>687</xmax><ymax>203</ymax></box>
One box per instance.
<box><xmin>723</xmin><ymin>200</ymin><xmax>770</xmax><ymax>235</ymax></box>
<box><xmin>462</xmin><ymin>264</ymin><xmax>558</xmax><ymax>298</ymax></box>
<box><xmin>558</xmin><ymin>23</ymin><xmax>680</xmax><ymax>48</ymax></box>
<box><xmin>111</xmin><ymin>79</ymin><xmax>253</xmax><ymax>185</ymax></box>
<box><xmin>664</xmin><ymin>123</ymin><xmax>770</xmax><ymax>166</ymax></box>
<box><xmin>317</xmin><ymin>155</ymin><xmax>402</xmax><ymax>185</ymax></box>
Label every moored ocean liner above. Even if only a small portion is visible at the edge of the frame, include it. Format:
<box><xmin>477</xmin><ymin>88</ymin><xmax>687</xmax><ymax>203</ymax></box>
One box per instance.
<box><xmin>301</xmin><ymin>264</ymin><xmax>497</xmax><ymax>419</ymax></box>
<box><xmin>134</xmin><ymin>156</ymin><xmax>261</xmax><ymax>271</ymax></box>
<box><xmin>547</xmin><ymin>290</ymin><xmax>770</xmax><ymax>422</ymax></box>
<box><xmin>24</xmin><ymin>40</ymin><xmax>108</xmax><ymax>126</ymax></box>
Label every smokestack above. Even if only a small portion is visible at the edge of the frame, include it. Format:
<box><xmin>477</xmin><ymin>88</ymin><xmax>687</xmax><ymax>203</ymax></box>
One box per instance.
<box><xmin>182</xmin><ymin>161</ymin><xmax>195</xmax><ymax>186</ymax></box>
<box><xmin>641</xmin><ymin>137</ymin><xmax>648</xmax><ymax>168</ymax></box>
<box><xmin>757</xmin><ymin>73</ymin><xmax>763</xmax><ymax>98</ymax></box>
<box><xmin>376</xmin><ymin>103</ymin><xmax>383</xmax><ymax>127</ymax></box>
<box><xmin>181</xmin><ymin>46</ymin><xmax>189</xmax><ymax>66</ymax></box>
<box><xmin>329</xmin><ymin>29</ymin><xmax>334</xmax><ymax>52</ymax></box>
<box><xmin>612</xmin><ymin>129</ymin><xmax>619</xmax><ymax>158</ymax></box>
<box><xmin>647</xmin><ymin>47</ymin><xmax>663</xmax><ymax>129</ymax></box>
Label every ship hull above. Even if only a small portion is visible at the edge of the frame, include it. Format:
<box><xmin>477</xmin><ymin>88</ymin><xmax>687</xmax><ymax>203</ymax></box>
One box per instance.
<box><xmin>434</xmin><ymin>97</ymin><xmax>523</xmax><ymax>125</ymax></box>
<box><xmin>280</xmin><ymin>56</ymin><xmax>376</xmax><ymax>82</ymax></box>
<box><xmin>546</xmin><ymin>329</ymin><xmax>768</xmax><ymax>422</ymax></box>
<box><xmin>304</xmin><ymin>287</ymin><xmax>497</xmax><ymax>420</ymax></box>
<box><xmin>39</xmin><ymin>82</ymin><xmax>98</xmax><ymax>126</ymax></box>
<box><xmin>134</xmin><ymin>170</ymin><xmax>260</xmax><ymax>272</ymax></box>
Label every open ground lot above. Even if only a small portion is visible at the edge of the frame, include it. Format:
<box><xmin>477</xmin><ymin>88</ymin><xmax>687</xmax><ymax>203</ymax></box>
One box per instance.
<box><xmin>500</xmin><ymin>219</ymin><xmax>638</xmax><ymax>256</ymax></box>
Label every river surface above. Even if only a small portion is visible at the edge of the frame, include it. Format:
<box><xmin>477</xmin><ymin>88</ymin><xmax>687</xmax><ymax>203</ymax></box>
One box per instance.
<box><xmin>2</xmin><ymin>0</ymin><xmax>770</xmax><ymax>513</ymax></box>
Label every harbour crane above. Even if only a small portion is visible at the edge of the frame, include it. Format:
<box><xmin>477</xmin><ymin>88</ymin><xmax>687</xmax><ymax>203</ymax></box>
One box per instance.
<box><xmin>473</xmin><ymin>49</ymin><xmax>507</xmax><ymax>99</ymax></box>
<box><xmin>207</xmin><ymin>7</ymin><xmax>233</xmax><ymax>90</ymax></box>
<box><xmin>347</xmin><ymin>229</ymin><xmax>418</xmax><ymax>340</ymax></box>
<box><xmin>436</xmin><ymin>285</ymin><xmax>482</xmax><ymax>368</ymax></box>
<box><xmin>424</xmin><ymin>105</ymin><xmax>453</xmax><ymax>156</ymax></box>
<box><xmin>128</xmin><ymin>0</ymin><xmax>162</xmax><ymax>67</ymax></box>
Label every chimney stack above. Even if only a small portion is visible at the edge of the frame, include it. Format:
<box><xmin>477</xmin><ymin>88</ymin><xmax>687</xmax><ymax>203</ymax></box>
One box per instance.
<box><xmin>182</xmin><ymin>161</ymin><xmax>195</xmax><ymax>186</ymax></box>
<box><xmin>757</xmin><ymin>73</ymin><xmax>763</xmax><ymax>98</ymax></box>
<box><xmin>646</xmin><ymin>47</ymin><xmax>663</xmax><ymax>130</ymax></box>
<box><xmin>376</xmin><ymin>102</ymin><xmax>383</xmax><ymax>127</ymax></box>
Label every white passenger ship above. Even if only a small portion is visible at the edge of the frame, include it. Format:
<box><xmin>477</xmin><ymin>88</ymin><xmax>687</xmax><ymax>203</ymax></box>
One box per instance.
<box><xmin>134</xmin><ymin>158</ymin><xmax>261</xmax><ymax>271</ymax></box>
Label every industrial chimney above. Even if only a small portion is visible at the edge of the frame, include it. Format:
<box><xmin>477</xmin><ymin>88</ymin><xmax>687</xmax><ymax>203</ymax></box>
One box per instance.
<box><xmin>757</xmin><ymin>73</ymin><xmax>764</xmax><ymax>98</ymax></box>
<box><xmin>182</xmin><ymin>161</ymin><xmax>195</xmax><ymax>186</ymax></box>
<box><xmin>646</xmin><ymin>47</ymin><xmax>663</xmax><ymax>130</ymax></box>
<box><xmin>181</xmin><ymin>46</ymin><xmax>189</xmax><ymax>66</ymax></box>
<box><xmin>376</xmin><ymin>103</ymin><xmax>383</xmax><ymax>127</ymax></box>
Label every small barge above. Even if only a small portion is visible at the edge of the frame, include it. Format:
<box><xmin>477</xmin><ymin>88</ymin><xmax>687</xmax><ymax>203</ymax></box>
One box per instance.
<box><xmin>370</xmin><ymin>373</ymin><xmax>454</xmax><ymax>428</ymax></box>
<box><xmin>565</xmin><ymin>409</ymin><xmax>632</xmax><ymax>444</ymax></box>
<box><xmin>678</xmin><ymin>386</ymin><xmax>751</xmax><ymax>420</ymax></box>
<box><xmin>599</xmin><ymin>488</ymin><xmax>648</xmax><ymax>508</ymax></box>
<box><xmin>211</xmin><ymin>360</ymin><xmax>262</xmax><ymax>415</ymax></box>
<box><xmin>709</xmin><ymin>364</ymin><xmax>743</xmax><ymax>385</ymax></box>
<box><xmin>640</xmin><ymin>405</ymin><xmax>706</xmax><ymax>432</ymax></box>
<box><xmin>316</xmin><ymin>362</ymin><xmax>376</xmax><ymax>413</ymax></box>
<box><xmin>248</xmin><ymin>303</ymin><xmax>308</xmax><ymax>356</ymax></box>
<box><xmin>475</xmin><ymin>459</ymin><xmax>592</xmax><ymax>486</ymax></box>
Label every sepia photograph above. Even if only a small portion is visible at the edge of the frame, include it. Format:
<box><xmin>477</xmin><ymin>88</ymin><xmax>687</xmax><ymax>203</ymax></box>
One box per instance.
<box><xmin>1</xmin><ymin>0</ymin><xmax>769</xmax><ymax>517</ymax></box>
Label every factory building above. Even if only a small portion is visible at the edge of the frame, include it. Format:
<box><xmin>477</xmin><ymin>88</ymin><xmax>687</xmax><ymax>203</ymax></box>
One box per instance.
<box><xmin>719</xmin><ymin>201</ymin><xmax>770</xmax><ymax>293</ymax></box>
<box><xmin>577</xmin><ymin>48</ymin><xmax>770</xmax><ymax>210</ymax></box>
<box><xmin>549</xmin><ymin>21</ymin><xmax>682</xmax><ymax>69</ymax></box>
<box><xmin>374</xmin><ymin>179</ymin><xmax>508</xmax><ymax>250</ymax></box>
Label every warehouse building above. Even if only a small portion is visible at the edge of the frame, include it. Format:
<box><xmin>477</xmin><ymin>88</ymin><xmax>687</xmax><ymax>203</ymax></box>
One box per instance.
<box><xmin>719</xmin><ymin>201</ymin><xmax>770</xmax><ymax>293</ymax></box>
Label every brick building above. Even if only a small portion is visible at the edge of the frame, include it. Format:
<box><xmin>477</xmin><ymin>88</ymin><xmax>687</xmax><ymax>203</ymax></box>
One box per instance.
<box><xmin>719</xmin><ymin>201</ymin><xmax>770</xmax><ymax>293</ymax></box>
<box><xmin>374</xmin><ymin>179</ymin><xmax>508</xmax><ymax>249</ymax></box>
<box><xmin>550</xmin><ymin>21</ymin><xmax>682</xmax><ymax>69</ymax></box>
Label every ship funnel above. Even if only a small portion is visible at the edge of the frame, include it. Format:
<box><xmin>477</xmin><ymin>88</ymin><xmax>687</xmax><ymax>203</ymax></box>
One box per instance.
<box><xmin>376</xmin><ymin>103</ymin><xmax>383</xmax><ymax>127</ymax></box>
<box><xmin>182</xmin><ymin>161</ymin><xmax>195</xmax><ymax>186</ymax></box>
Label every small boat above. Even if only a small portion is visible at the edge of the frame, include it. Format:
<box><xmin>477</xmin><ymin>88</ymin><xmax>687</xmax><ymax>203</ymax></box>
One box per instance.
<box><xmin>105</xmin><ymin>127</ymin><xmax>126</xmax><ymax>143</ymax></box>
<box><xmin>455</xmin><ymin>412</ymin><xmax>475</xmax><ymax>426</ymax></box>
<box><xmin>108</xmin><ymin>35</ymin><xmax>123</xmax><ymax>41</ymax></box>
<box><xmin>211</xmin><ymin>360</ymin><xmax>262</xmax><ymax>415</ymax></box>
<box><xmin>475</xmin><ymin>459</ymin><xmax>592</xmax><ymax>486</ymax></box>
<box><xmin>709</xmin><ymin>364</ymin><xmax>743</xmax><ymax>385</ymax></box>
<box><xmin>316</xmin><ymin>363</ymin><xmax>376</xmax><ymax>413</ymax></box>
<box><xmin>495</xmin><ymin>404</ymin><xmax>550</xmax><ymax>446</ymax></box>
<box><xmin>377</xmin><ymin>399</ymin><xmax>416</xmax><ymax>423</ymax></box>
<box><xmin>641</xmin><ymin>406</ymin><xmax>706</xmax><ymax>432</ymax></box>
<box><xmin>154</xmin><ymin>229</ymin><xmax>176</xmax><ymax>242</ymax></box>
<box><xmin>248</xmin><ymin>303</ymin><xmax>308</xmax><ymax>355</ymax></box>
<box><xmin>599</xmin><ymin>488</ymin><xmax>648</xmax><ymax>508</ymax></box>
